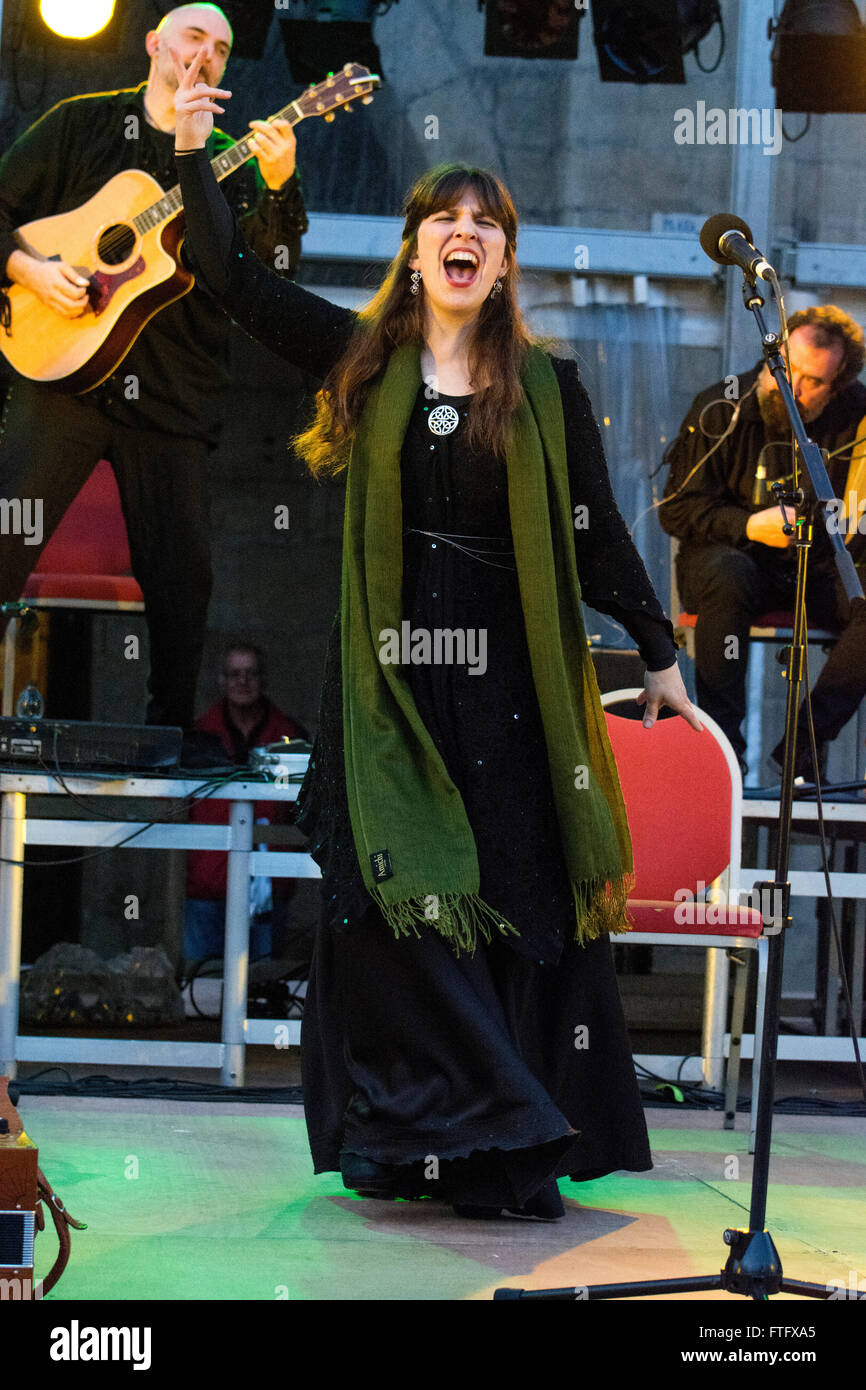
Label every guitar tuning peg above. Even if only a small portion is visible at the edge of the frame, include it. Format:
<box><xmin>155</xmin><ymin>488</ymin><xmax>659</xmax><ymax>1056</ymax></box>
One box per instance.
<box><xmin>343</xmin><ymin>103</ymin><xmax>353</xmax><ymax>113</ymax></box>
<box><xmin>362</xmin><ymin>96</ymin><xmax>373</xmax><ymax>105</ymax></box>
<box><xmin>324</xmin><ymin>112</ymin><xmax>336</xmax><ymax>122</ymax></box>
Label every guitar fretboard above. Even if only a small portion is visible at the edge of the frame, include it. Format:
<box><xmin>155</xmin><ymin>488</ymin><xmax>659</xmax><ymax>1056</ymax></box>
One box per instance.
<box><xmin>133</xmin><ymin>97</ymin><xmax>305</xmax><ymax>235</ymax></box>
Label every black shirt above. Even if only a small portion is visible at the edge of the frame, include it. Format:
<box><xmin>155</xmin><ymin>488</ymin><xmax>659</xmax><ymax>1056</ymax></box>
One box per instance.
<box><xmin>0</xmin><ymin>83</ymin><xmax>309</xmax><ymax>442</ymax></box>
<box><xmin>660</xmin><ymin>363</ymin><xmax>866</xmax><ymax>572</ymax></box>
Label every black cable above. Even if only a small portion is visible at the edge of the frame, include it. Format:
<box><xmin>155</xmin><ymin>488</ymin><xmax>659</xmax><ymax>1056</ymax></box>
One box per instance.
<box><xmin>10</xmin><ymin>1069</ymin><xmax>864</xmax><ymax>1113</ymax></box>
<box><xmin>0</xmin><ymin>760</ymin><xmax>258</xmax><ymax>868</ymax></box>
<box><xmin>638</xmin><ymin>1085</ymin><xmax>866</xmax><ymax>1116</ymax></box>
<box><xmin>13</xmin><ymin>1073</ymin><xmax>305</xmax><ymax>1104</ymax></box>
<box><xmin>782</xmin><ymin>113</ymin><xmax>811</xmax><ymax>143</ymax></box>
<box><xmin>676</xmin><ymin>1052</ymin><xmax>702</xmax><ymax>1083</ymax></box>
<box><xmin>693</xmin><ymin>5</ymin><xmax>725</xmax><ymax>74</ymax></box>
<box><xmin>633</xmin><ymin>1058</ymin><xmax>721</xmax><ymax>1105</ymax></box>
<box><xmin>630</xmin><ymin>380</ymin><xmax>759</xmax><ymax>536</ymax></box>
<box><xmin>182</xmin><ymin>955</ymin><xmax>224</xmax><ymax>1022</ymax></box>
<box><xmin>15</xmin><ymin>1065</ymin><xmax>74</xmax><ymax>1086</ymax></box>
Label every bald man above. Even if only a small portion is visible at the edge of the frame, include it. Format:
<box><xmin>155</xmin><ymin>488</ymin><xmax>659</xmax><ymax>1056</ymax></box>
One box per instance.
<box><xmin>0</xmin><ymin>5</ymin><xmax>307</xmax><ymax>730</ymax></box>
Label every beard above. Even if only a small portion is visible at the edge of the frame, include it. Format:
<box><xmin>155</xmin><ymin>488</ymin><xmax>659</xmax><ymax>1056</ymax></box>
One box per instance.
<box><xmin>757</xmin><ymin>384</ymin><xmax>803</xmax><ymax>440</ymax></box>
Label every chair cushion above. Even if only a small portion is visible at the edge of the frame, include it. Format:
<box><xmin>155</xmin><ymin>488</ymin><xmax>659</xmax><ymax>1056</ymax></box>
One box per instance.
<box><xmin>22</xmin><ymin>573</ymin><xmax>143</xmax><ymax>603</ymax></box>
<box><xmin>678</xmin><ymin>609</ymin><xmax>839</xmax><ymax>639</ymax></box>
<box><xmin>626</xmin><ymin>899</ymin><xmax>764</xmax><ymax>937</ymax></box>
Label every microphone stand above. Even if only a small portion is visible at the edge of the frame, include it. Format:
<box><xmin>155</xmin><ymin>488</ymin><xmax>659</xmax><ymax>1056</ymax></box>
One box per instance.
<box><xmin>494</xmin><ymin>274</ymin><xmax>864</xmax><ymax>1302</ymax></box>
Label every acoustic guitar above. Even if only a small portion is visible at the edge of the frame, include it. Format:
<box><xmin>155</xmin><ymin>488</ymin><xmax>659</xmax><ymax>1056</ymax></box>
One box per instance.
<box><xmin>0</xmin><ymin>63</ymin><xmax>379</xmax><ymax>392</ymax></box>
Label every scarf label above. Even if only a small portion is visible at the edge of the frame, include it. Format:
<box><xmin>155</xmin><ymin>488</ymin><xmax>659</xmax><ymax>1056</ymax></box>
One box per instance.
<box><xmin>369</xmin><ymin>849</ymin><xmax>393</xmax><ymax>882</ymax></box>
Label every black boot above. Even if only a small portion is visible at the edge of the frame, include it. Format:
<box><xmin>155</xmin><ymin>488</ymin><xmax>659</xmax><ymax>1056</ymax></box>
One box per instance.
<box><xmin>339</xmin><ymin>1151</ymin><xmax>401</xmax><ymax>1199</ymax></box>
<box><xmin>339</xmin><ymin>1151</ymin><xmax>434</xmax><ymax>1200</ymax></box>
<box><xmin>452</xmin><ymin>1178</ymin><xmax>565</xmax><ymax>1221</ymax></box>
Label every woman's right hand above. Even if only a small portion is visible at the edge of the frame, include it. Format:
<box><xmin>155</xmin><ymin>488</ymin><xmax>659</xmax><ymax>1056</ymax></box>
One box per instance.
<box><xmin>170</xmin><ymin>45</ymin><xmax>232</xmax><ymax>150</ymax></box>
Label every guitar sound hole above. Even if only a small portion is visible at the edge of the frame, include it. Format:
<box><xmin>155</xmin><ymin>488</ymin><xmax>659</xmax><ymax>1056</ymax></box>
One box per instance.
<box><xmin>98</xmin><ymin>223</ymin><xmax>136</xmax><ymax>266</ymax></box>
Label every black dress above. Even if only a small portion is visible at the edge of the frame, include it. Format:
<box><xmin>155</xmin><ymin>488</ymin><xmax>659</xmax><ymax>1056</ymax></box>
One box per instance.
<box><xmin>176</xmin><ymin>149</ymin><xmax>680</xmax><ymax>1208</ymax></box>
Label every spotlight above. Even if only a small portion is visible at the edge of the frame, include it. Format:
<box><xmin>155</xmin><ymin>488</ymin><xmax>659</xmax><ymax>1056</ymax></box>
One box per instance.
<box><xmin>483</xmin><ymin>0</ymin><xmax>584</xmax><ymax>60</ymax></box>
<box><xmin>29</xmin><ymin>0</ymin><xmax>122</xmax><ymax>49</ymax></box>
<box><xmin>592</xmin><ymin>0</ymin><xmax>722</xmax><ymax>84</ymax></box>
<box><xmin>39</xmin><ymin>0</ymin><xmax>115</xmax><ymax>40</ymax></box>
<box><xmin>771</xmin><ymin>0</ymin><xmax>866</xmax><ymax>112</ymax></box>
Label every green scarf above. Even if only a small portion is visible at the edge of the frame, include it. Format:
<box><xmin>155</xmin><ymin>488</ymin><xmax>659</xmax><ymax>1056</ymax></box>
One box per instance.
<box><xmin>340</xmin><ymin>342</ymin><xmax>633</xmax><ymax>955</ymax></box>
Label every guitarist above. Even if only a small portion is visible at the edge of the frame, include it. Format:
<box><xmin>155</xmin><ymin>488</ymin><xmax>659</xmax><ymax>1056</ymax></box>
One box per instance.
<box><xmin>0</xmin><ymin>3</ymin><xmax>307</xmax><ymax>731</ymax></box>
<box><xmin>659</xmin><ymin>306</ymin><xmax>866</xmax><ymax>780</ymax></box>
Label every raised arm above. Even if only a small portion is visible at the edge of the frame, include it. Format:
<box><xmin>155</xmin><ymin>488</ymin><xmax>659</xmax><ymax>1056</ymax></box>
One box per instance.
<box><xmin>172</xmin><ymin>46</ymin><xmax>354</xmax><ymax>382</ymax></box>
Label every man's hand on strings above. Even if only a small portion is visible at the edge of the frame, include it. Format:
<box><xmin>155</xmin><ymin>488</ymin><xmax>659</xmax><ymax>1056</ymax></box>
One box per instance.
<box><xmin>170</xmin><ymin>45</ymin><xmax>232</xmax><ymax>150</ymax></box>
<box><xmin>636</xmin><ymin>663</ymin><xmax>703</xmax><ymax>731</ymax></box>
<box><xmin>248</xmin><ymin>119</ymin><xmax>297</xmax><ymax>190</ymax></box>
<box><xmin>7</xmin><ymin>251</ymin><xmax>90</xmax><ymax>318</ymax></box>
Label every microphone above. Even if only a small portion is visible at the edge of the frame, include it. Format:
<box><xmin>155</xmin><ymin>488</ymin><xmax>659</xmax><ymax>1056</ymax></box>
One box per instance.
<box><xmin>699</xmin><ymin>213</ymin><xmax>774</xmax><ymax>282</ymax></box>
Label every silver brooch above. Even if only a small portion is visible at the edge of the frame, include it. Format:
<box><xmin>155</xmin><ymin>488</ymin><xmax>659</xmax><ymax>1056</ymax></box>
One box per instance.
<box><xmin>427</xmin><ymin>404</ymin><xmax>460</xmax><ymax>435</ymax></box>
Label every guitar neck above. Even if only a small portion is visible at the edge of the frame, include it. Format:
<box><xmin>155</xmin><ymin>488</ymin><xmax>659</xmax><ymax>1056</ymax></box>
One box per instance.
<box><xmin>134</xmin><ymin>97</ymin><xmax>305</xmax><ymax>235</ymax></box>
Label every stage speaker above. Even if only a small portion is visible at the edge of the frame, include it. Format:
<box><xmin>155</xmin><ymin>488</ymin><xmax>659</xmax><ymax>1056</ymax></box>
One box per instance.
<box><xmin>771</xmin><ymin>0</ymin><xmax>866</xmax><ymax>113</ymax></box>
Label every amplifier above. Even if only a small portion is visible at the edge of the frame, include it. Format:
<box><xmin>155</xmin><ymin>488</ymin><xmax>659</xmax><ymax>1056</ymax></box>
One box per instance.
<box><xmin>0</xmin><ymin>717</ymin><xmax>182</xmax><ymax>771</ymax></box>
<box><xmin>0</xmin><ymin>1121</ymin><xmax>38</xmax><ymax>1302</ymax></box>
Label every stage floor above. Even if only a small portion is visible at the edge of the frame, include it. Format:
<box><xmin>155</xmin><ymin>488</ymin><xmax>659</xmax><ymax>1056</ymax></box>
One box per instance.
<box><xmin>21</xmin><ymin>1093</ymin><xmax>865</xmax><ymax>1302</ymax></box>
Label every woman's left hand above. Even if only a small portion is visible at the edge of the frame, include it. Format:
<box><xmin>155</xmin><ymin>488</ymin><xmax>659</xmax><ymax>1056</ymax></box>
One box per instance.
<box><xmin>636</xmin><ymin>662</ymin><xmax>703</xmax><ymax>731</ymax></box>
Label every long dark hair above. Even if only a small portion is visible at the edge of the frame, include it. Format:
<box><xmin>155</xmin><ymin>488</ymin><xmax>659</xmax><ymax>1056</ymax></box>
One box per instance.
<box><xmin>293</xmin><ymin>162</ymin><xmax>539</xmax><ymax>479</ymax></box>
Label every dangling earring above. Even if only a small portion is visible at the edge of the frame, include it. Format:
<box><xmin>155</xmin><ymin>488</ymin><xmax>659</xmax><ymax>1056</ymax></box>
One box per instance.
<box><xmin>489</xmin><ymin>278</ymin><xmax>503</xmax><ymax>299</ymax></box>
<box><xmin>410</xmin><ymin>270</ymin><xmax>422</xmax><ymax>296</ymax></box>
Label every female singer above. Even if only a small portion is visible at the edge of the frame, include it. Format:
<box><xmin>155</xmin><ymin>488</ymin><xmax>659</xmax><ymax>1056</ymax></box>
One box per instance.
<box><xmin>172</xmin><ymin>49</ymin><xmax>700</xmax><ymax>1220</ymax></box>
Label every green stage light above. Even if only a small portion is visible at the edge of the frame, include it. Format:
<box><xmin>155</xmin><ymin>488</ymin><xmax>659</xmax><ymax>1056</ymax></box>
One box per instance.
<box><xmin>39</xmin><ymin>0</ymin><xmax>116</xmax><ymax>41</ymax></box>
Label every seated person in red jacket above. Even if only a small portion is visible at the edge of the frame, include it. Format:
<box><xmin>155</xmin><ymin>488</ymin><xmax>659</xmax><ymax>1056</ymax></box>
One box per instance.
<box><xmin>184</xmin><ymin>642</ymin><xmax>309</xmax><ymax>964</ymax></box>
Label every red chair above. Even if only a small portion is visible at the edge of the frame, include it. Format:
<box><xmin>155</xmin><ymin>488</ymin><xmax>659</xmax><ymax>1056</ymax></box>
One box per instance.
<box><xmin>602</xmin><ymin>689</ymin><xmax>769</xmax><ymax>1149</ymax></box>
<box><xmin>2</xmin><ymin>460</ymin><xmax>143</xmax><ymax>714</ymax></box>
<box><xmin>676</xmin><ymin>608</ymin><xmax>839</xmax><ymax>651</ymax></box>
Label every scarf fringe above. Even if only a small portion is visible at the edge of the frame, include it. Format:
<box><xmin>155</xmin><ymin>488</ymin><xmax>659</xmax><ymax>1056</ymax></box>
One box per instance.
<box><xmin>572</xmin><ymin>873</ymin><xmax>635</xmax><ymax>945</ymax></box>
<box><xmin>369</xmin><ymin>887</ymin><xmax>519</xmax><ymax>957</ymax></box>
<box><xmin>369</xmin><ymin>872</ymin><xmax>636</xmax><ymax>956</ymax></box>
